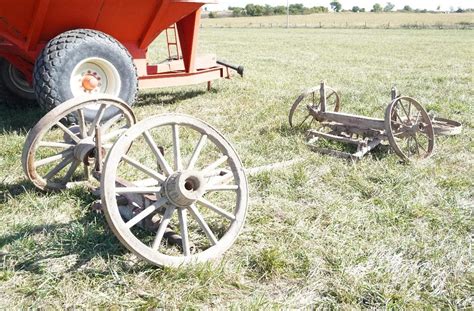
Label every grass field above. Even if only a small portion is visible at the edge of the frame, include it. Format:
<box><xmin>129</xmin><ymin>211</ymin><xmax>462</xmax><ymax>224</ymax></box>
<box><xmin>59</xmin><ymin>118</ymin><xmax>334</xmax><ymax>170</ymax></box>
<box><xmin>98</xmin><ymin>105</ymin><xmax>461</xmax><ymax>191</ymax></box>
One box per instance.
<box><xmin>0</xmin><ymin>25</ymin><xmax>473</xmax><ymax>308</ymax></box>
<box><xmin>202</xmin><ymin>12</ymin><xmax>474</xmax><ymax>29</ymax></box>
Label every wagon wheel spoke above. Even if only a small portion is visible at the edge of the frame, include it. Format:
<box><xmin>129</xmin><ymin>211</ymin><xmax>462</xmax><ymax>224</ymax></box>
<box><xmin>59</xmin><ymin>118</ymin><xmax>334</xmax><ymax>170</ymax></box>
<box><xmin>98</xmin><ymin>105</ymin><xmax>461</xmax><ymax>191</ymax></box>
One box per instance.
<box><xmin>84</xmin><ymin>163</ymin><xmax>91</xmax><ymax>180</ymax></box>
<box><xmin>101</xmin><ymin>128</ymin><xmax>127</xmax><ymax>142</ymax></box>
<box><xmin>125</xmin><ymin>198</ymin><xmax>167</xmax><ymax>229</ymax></box>
<box><xmin>177</xmin><ymin>208</ymin><xmax>191</xmax><ymax>256</ymax></box>
<box><xmin>56</xmin><ymin>122</ymin><xmax>81</xmax><ymax>143</ymax></box>
<box><xmin>297</xmin><ymin>114</ymin><xmax>312</xmax><ymax>128</ymax></box>
<box><xmin>415</xmin><ymin>133</ymin><xmax>428</xmax><ymax>153</ymax></box>
<box><xmin>75</xmin><ymin>108</ymin><xmax>87</xmax><ymax>138</ymax></box>
<box><xmin>115</xmin><ymin>186</ymin><xmax>162</xmax><ymax>194</ymax></box>
<box><xmin>414</xmin><ymin>111</ymin><xmax>421</xmax><ymax>124</ymax></box>
<box><xmin>44</xmin><ymin>155</ymin><xmax>74</xmax><ymax>180</ymax></box>
<box><xmin>101</xmin><ymin>113</ymin><xmax>124</xmax><ymax>133</ymax></box>
<box><xmin>143</xmin><ymin>130</ymin><xmax>173</xmax><ymax>176</ymax></box>
<box><xmin>399</xmin><ymin>102</ymin><xmax>410</xmax><ymax>121</ymax></box>
<box><xmin>197</xmin><ymin>198</ymin><xmax>236</xmax><ymax>221</ymax></box>
<box><xmin>152</xmin><ymin>205</ymin><xmax>176</xmax><ymax>251</ymax></box>
<box><xmin>35</xmin><ymin>149</ymin><xmax>73</xmax><ymax>167</ymax></box>
<box><xmin>187</xmin><ymin>134</ymin><xmax>208</xmax><ymax>170</ymax></box>
<box><xmin>62</xmin><ymin>160</ymin><xmax>81</xmax><ymax>183</ymax></box>
<box><xmin>203</xmin><ymin>156</ymin><xmax>229</xmax><ymax>173</ymax></box>
<box><xmin>172</xmin><ymin>124</ymin><xmax>182</xmax><ymax>171</ymax></box>
<box><xmin>122</xmin><ymin>155</ymin><xmax>166</xmax><ymax>182</ymax></box>
<box><xmin>87</xmin><ymin>103</ymin><xmax>107</xmax><ymax>136</ymax></box>
<box><xmin>205</xmin><ymin>184</ymin><xmax>239</xmax><ymax>192</ymax></box>
<box><xmin>188</xmin><ymin>204</ymin><xmax>218</xmax><ymax>245</ymax></box>
<box><xmin>38</xmin><ymin>141</ymin><xmax>75</xmax><ymax>149</ymax></box>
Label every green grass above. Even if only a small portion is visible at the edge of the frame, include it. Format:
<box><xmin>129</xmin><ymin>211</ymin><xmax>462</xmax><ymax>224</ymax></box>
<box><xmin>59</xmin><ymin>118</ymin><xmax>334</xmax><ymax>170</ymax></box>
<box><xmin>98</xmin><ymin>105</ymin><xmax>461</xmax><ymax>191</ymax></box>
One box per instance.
<box><xmin>1</xmin><ymin>27</ymin><xmax>473</xmax><ymax>308</ymax></box>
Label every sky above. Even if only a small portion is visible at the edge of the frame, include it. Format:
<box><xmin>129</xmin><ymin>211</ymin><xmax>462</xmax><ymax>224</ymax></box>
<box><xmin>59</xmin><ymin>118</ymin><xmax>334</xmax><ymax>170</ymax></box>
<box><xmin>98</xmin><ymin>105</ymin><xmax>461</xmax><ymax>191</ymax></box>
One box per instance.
<box><xmin>205</xmin><ymin>0</ymin><xmax>473</xmax><ymax>11</ymax></box>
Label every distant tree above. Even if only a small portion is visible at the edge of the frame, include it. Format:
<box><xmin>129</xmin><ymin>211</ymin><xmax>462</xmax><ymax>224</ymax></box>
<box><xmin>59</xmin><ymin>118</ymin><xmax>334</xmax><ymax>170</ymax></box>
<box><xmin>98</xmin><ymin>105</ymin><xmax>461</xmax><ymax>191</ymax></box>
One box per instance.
<box><xmin>229</xmin><ymin>6</ymin><xmax>245</xmax><ymax>17</ymax></box>
<box><xmin>437</xmin><ymin>5</ymin><xmax>441</xmax><ymax>11</ymax></box>
<box><xmin>289</xmin><ymin>3</ymin><xmax>305</xmax><ymax>14</ymax></box>
<box><xmin>352</xmin><ymin>6</ymin><xmax>360</xmax><ymax>12</ymax></box>
<box><xmin>360</xmin><ymin>8</ymin><xmax>366</xmax><ymax>12</ymax></box>
<box><xmin>402</xmin><ymin>5</ymin><xmax>412</xmax><ymax>12</ymax></box>
<box><xmin>273</xmin><ymin>5</ymin><xmax>286</xmax><ymax>15</ymax></box>
<box><xmin>456</xmin><ymin>7</ymin><xmax>465</xmax><ymax>13</ymax></box>
<box><xmin>208</xmin><ymin>11</ymin><xmax>217</xmax><ymax>18</ymax></box>
<box><xmin>372</xmin><ymin>3</ymin><xmax>383</xmax><ymax>12</ymax></box>
<box><xmin>264</xmin><ymin>4</ymin><xmax>274</xmax><ymax>15</ymax></box>
<box><xmin>245</xmin><ymin>4</ymin><xmax>265</xmax><ymax>16</ymax></box>
<box><xmin>330</xmin><ymin>1</ymin><xmax>342</xmax><ymax>12</ymax></box>
<box><xmin>384</xmin><ymin>2</ymin><xmax>395</xmax><ymax>12</ymax></box>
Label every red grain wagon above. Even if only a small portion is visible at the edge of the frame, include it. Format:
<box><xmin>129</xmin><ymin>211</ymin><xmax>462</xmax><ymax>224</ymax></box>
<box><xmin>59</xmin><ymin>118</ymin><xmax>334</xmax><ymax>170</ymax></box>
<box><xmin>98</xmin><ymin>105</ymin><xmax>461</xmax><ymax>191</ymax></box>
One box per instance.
<box><xmin>0</xmin><ymin>0</ymin><xmax>237</xmax><ymax>111</ymax></box>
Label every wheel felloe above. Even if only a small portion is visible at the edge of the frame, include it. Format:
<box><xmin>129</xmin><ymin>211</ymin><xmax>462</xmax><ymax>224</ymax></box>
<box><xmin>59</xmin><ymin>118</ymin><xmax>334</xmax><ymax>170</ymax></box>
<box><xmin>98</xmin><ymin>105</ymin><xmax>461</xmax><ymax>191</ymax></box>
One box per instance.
<box><xmin>22</xmin><ymin>96</ymin><xmax>136</xmax><ymax>190</ymax></box>
<box><xmin>101</xmin><ymin>114</ymin><xmax>248</xmax><ymax>267</ymax></box>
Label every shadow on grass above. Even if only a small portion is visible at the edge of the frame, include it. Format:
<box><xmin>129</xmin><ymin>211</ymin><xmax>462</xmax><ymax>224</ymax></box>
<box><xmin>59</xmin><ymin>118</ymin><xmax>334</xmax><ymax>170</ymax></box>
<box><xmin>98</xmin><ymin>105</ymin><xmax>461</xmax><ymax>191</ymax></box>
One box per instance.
<box><xmin>135</xmin><ymin>89</ymin><xmax>210</xmax><ymax>108</ymax></box>
<box><xmin>0</xmin><ymin>185</ymin><xmax>132</xmax><ymax>274</ymax></box>
<box><xmin>0</xmin><ymin>180</ymin><xmax>38</xmax><ymax>203</ymax></box>
<box><xmin>0</xmin><ymin>102</ymin><xmax>44</xmax><ymax>133</ymax></box>
<box><xmin>1</xmin><ymin>212</ymin><xmax>128</xmax><ymax>274</ymax></box>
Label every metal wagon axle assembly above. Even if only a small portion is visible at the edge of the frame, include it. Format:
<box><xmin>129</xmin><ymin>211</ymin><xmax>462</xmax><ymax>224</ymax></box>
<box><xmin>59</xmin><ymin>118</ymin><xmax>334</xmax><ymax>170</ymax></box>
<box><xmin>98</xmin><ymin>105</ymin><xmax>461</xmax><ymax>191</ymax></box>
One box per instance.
<box><xmin>289</xmin><ymin>82</ymin><xmax>462</xmax><ymax>161</ymax></box>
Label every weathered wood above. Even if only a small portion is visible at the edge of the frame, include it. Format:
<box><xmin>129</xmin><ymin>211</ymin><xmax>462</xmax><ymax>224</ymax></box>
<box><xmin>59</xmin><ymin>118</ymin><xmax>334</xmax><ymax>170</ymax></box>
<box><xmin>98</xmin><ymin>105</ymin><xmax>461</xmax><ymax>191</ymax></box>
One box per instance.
<box><xmin>311</xmin><ymin>110</ymin><xmax>386</xmax><ymax>130</ymax></box>
<box><xmin>307</xmin><ymin>129</ymin><xmax>362</xmax><ymax>145</ymax></box>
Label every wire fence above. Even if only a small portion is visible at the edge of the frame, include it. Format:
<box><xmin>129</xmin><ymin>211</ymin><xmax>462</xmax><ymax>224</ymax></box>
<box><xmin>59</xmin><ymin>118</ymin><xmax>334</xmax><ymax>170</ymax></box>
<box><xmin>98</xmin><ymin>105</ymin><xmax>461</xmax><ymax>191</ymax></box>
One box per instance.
<box><xmin>201</xmin><ymin>22</ymin><xmax>474</xmax><ymax>30</ymax></box>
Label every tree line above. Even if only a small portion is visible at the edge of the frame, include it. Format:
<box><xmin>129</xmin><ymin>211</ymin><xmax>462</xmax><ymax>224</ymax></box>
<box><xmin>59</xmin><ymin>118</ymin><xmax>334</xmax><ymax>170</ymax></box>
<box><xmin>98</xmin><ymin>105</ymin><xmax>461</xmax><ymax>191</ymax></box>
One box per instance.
<box><xmin>219</xmin><ymin>2</ymin><xmax>470</xmax><ymax>18</ymax></box>
<box><xmin>227</xmin><ymin>4</ymin><xmax>328</xmax><ymax>17</ymax></box>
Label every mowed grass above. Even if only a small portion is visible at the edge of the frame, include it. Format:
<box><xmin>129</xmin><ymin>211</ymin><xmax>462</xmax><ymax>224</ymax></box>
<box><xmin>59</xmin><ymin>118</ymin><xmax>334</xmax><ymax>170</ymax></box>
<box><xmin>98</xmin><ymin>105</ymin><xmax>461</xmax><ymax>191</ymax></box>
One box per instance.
<box><xmin>201</xmin><ymin>12</ymin><xmax>474</xmax><ymax>29</ymax></box>
<box><xmin>0</xmin><ymin>27</ymin><xmax>473</xmax><ymax>308</ymax></box>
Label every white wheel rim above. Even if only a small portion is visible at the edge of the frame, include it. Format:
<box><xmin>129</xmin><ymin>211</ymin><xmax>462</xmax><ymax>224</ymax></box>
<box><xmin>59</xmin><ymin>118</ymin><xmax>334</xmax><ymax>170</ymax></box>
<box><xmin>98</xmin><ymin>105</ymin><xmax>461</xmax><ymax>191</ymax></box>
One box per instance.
<box><xmin>70</xmin><ymin>57</ymin><xmax>121</xmax><ymax>97</ymax></box>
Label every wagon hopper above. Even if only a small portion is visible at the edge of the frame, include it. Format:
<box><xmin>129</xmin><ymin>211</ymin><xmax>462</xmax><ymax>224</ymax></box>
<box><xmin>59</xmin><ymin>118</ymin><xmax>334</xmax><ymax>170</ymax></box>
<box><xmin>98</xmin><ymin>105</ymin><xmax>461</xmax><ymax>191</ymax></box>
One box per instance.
<box><xmin>0</xmin><ymin>0</ymin><xmax>239</xmax><ymax>111</ymax></box>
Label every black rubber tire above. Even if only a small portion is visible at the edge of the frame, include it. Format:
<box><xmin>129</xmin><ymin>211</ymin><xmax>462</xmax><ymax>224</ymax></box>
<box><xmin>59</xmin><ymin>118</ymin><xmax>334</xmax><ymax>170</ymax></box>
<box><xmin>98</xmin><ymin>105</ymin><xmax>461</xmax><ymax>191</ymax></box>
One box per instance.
<box><xmin>0</xmin><ymin>58</ymin><xmax>37</xmax><ymax>108</ymax></box>
<box><xmin>0</xmin><ymin>59</ymin><xmax>36</xmax><ymax>100</ymax></box>
<box><xmin>33</xmin><ymin>29</ymin><xmax>138</xmax><ymax>116</ymax></box>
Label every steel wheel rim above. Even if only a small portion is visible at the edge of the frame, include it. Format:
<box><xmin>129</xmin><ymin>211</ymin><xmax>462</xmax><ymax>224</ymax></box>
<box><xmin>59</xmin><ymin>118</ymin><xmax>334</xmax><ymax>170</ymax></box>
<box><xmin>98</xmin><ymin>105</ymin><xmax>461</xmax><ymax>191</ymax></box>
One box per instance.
<box><xmin>101</xmin><ymin>114</ymin><xmax>248</xmax><ymax>267</ymax></box>
<box><xmin>289</xmin><ymin>86</ymin><xmax>340</xmax><ymax>128</ymax></box>
<box><xmin>22</xmin><ymin>95</ymin><xmax>136</xmax><ymax>190</ymax></box>
<box><xmin>70</xmin><ymin>57</ymin><xmax>121</xmax><ymax>97</ymax></box>
<box><xmin>385</xmin><ymin>96</ymin><xmax>435</xmax><ymax>161</ymax></box>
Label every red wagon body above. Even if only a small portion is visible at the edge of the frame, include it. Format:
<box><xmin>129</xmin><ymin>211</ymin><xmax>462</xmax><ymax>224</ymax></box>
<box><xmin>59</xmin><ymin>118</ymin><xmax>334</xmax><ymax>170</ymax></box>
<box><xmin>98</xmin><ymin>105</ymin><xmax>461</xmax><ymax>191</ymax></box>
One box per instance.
<box><xmin>0</xmin><ymin>0</ymin><xmax>227</xmax><ymax>102</ymax></box>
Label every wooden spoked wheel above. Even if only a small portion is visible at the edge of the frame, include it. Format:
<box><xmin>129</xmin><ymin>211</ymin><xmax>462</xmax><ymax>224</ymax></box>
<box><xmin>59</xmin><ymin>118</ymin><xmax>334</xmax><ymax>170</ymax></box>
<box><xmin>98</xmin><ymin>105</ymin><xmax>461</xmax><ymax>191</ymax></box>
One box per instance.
<box><xmin>101</xmin><ymin>113</ymin><xmax>248</xmax><ymax>267</ymax></box>
<box><xmin>385</xmin><ymin>96</ymin><xmax>435</xmax><ymax>162</ymax></box>
<box><xmin>22</xmin><ymin>96</ymin><xmax>136</xmax><ymax>190</ymax></box>
<box><xmin>288</xmin><ymin>86</ymin><xmax>340</xmax><ymax>128</ymax></box>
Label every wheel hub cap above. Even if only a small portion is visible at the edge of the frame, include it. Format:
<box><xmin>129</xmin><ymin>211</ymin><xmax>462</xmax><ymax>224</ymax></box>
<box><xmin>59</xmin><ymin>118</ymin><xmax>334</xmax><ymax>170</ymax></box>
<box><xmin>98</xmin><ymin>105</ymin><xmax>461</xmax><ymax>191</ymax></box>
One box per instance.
<box><xmin>82</xmin><ymin>74</ymin><xmax>99</xmax><ymax>91</ymax></box>
<box><xmin>163</xmin><ymin>171</ymin><xmax>206</xmax><ymax>208</ymax></box>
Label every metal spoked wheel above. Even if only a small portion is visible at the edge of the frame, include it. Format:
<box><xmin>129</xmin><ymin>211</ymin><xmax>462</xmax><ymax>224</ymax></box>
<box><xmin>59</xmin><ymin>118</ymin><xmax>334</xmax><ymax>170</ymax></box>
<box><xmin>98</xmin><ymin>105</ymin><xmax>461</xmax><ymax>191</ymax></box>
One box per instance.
<box><xmin>101</xmin><ymin>114</ymin><xmax>248</xmax><ymax>267</ymax></box>
<box><xmin>385</xmin><ymin>96</ymin><xmax>435</xmax><ymax>162</ymax></box>
<box><xmin>289</xmin><ymin>86</ymin><xmax>340</xmax><ymax>128</ymax></box>
<box><xmin>22</xmin><ymin>96</ymin><xmax>136</xmax><ymax>190</ymax></box>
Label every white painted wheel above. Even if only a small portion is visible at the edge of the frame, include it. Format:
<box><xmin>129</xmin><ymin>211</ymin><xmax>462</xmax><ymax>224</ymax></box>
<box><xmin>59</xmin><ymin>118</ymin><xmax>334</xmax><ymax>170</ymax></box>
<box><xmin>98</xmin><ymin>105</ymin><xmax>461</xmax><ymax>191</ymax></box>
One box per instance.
<box><xmin>22</xmin><ymin>96</ymin><xmax>136</xmax><ymax>190</ymax></box>
<box><xmin>101</xmin><ymin>114</ymin><xmax>248</xmax><ymax>267</ymax></box>
<box><xmin>70</xmin><ymin>57</ymin><xmax>121</xmax><ymax>97</ymax></box>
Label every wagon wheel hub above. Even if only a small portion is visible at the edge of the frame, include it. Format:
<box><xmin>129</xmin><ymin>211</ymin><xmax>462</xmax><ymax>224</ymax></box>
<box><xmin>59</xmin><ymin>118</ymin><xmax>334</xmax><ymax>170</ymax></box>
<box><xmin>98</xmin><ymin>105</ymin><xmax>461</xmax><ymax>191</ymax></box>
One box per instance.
<box><xmin>82</xmin><ymin>74</ymin><xmax>99</xmax><ymax>91</ymax></box>
<box><xmin>162</xmin><ymin>171</ymin><xmax>207</xmax><ymax>208</ymax></box>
